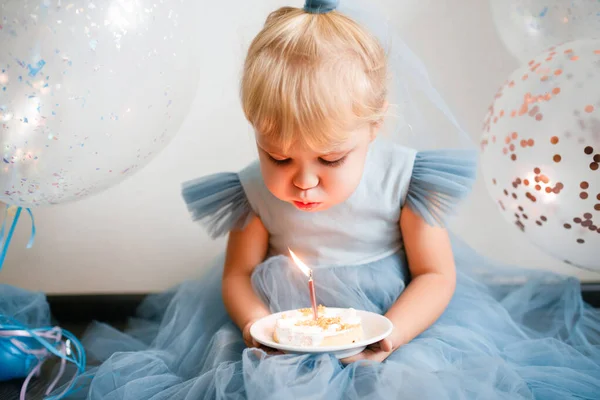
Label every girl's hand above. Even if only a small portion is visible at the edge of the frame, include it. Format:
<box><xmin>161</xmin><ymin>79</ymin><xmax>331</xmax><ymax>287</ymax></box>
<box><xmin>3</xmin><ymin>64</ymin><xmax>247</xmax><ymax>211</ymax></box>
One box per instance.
<box><xmin>242</xmin><ymin>319</ymin><xmax>283</xmax><ymax>355</ymax></box>
<box><xmin>242</xmin><ymin>319</ymin><xmax>260</xmax><ymax>348</ymax></box>
<box><xmin>340</xmin><ymin>336</ymin><xmax>395</xmax><ymax>364</ymax></box>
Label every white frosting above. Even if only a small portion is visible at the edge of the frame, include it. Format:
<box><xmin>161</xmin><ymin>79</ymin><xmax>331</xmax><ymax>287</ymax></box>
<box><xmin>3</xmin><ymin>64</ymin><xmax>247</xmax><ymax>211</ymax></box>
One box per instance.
<box><xmin>274</xmin><ymin>308</ymin><xmax>361</xmax><ymax>347</ymax></box>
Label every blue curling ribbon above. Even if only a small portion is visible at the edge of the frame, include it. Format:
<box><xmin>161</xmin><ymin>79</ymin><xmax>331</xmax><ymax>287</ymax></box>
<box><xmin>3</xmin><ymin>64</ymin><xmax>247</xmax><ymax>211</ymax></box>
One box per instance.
<box><xmin>0</xmin><ymin>204</ymin><xmax>36</xmax><ymax>271</ymax></box>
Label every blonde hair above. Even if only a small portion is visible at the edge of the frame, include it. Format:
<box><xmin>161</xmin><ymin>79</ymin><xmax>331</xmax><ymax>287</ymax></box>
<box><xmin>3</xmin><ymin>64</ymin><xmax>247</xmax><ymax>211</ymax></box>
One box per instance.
<box><xmin>241</xmin><ymin>7</ymin><xmax>388</xmax><ymax>152</ymax></box>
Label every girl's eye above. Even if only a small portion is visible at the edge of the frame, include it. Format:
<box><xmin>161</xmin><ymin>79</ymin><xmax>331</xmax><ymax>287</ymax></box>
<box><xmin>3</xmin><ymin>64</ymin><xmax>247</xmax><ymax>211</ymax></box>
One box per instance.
<box><xmin>269</xmin><ymin>155</ymin><xmax>291</xmax><ymax>166</ymax></box>
<box><xmin>319</xmin><ymin>156</ymin><xmax>347</xmax><ymax>167</ymax></box>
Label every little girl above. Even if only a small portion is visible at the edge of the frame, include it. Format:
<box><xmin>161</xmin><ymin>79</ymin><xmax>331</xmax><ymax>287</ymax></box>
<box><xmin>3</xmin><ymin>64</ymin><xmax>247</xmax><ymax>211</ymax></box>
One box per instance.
<box><xmin>26</xmin><ymin>0</ymin><xmax>600</xmax><ymax>399</ymax></box>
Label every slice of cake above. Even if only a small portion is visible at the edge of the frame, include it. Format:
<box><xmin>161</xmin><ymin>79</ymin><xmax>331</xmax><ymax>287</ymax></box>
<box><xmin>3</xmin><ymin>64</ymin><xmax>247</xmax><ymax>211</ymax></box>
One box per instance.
<box><xmin>273</xmin><ymin>305</ymin><xmax>363</xmax><ymax>347</ymax></box>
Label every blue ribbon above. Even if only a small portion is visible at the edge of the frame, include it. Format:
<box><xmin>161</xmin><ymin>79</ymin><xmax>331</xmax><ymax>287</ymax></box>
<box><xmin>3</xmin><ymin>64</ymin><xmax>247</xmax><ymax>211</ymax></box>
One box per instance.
<box><xmin>0</xmin><ymin>205</ymin><xmax>36</xmax><ymax>271</ymax></box>
<box><xmin>304</xmin><ymin>0</ymin><xmax>339</xmax><ymax>14</ymax></box>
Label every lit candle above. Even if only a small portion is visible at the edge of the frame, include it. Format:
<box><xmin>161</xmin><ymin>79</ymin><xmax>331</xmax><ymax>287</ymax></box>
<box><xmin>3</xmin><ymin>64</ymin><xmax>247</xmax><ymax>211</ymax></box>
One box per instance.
<box><xmin>289</xmin><ymin>249</ymin><xmax>318</xmax><ymax>320</ymax></box>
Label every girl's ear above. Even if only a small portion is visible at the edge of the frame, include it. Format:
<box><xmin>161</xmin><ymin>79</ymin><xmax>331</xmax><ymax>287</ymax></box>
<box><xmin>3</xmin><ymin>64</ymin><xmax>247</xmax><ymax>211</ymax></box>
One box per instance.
<box><xmin>369</xmin><ymin>100</ymin><xmax>389</xmax><ymax>141</ymax></box>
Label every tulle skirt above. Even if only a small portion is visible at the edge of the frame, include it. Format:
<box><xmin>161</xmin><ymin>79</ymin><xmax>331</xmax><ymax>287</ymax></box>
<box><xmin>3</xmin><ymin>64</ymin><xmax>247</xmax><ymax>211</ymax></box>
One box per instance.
<box><xmin>3</xmin><ymin>236</ymin><xmax>600</xmax><ymax>399</ymax></box>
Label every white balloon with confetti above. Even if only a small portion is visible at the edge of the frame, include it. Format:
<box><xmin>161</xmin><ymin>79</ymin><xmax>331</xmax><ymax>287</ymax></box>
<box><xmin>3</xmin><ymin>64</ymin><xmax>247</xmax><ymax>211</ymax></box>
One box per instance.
<box><xmin>489</xmin><ymin>0</ymin><xmax>600</xmax><ymax>63</ymax></box>
<box><xmin>480</xmin><ymin>39</ymin><xmax>600</xmax><ymax>272</ymax></box>
<box><xmin>0</xmin><ymin>0</ymin><xmax>201</xmax><ymax>208</ymax></box>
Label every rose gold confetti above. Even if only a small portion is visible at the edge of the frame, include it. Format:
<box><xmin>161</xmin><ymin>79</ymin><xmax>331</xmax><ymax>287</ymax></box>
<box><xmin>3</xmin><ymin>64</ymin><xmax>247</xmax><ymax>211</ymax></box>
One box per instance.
<box><xmin>528</xmin><ymin>139</ymin><xmax>535</xmax><ymax>146</ymax></box>
<box><xmin>534</xmin><ymin>167</ymin><xmax>541</xmax><ymax>174</ymax></box>
<box><xmin>511</xmin><ymin>110</ymin><xmax>517</xmax><ymax>117</ymax></box>
<box><xmin>524</xmin><ymin>179</ymin><xmax>530</xmax><ymax>186</ymax></box>
<box><xmin>591</xmin><ymin>162</ymin><xmax>599</xmax><ymax>171</ymax></box>
<box><xmin>582</xmin><ymin>220</ymin><xmax>592</xmax><ymax>227</ymax></box>
<box><xmin>554</xmin><ymin>69</ymin><xmax>562</xmax><ymax>76</ymax></box>
<box><xmin>545</xmin><ymin>187</ymin><xmax>552</xmax><ymax>193</ymax></box>
<box><xmin>492</xmin><ymin>179</ymin><xmax>497</xmax><ymax>185</ymax></box>
<box><xmin>571</xmin><ymin>56</ymin><xmax>579</xmax><ymax>61</ymax></box>
<box><xmin>499</xmin><ymin>110</ymin><xmax>504</xmax><ymax>117</ymax></box>
<box><xmin>595</xmin><ymin>154</ymin><xmax>600</xmax><ymax>163</ymax></box>
<box><xmin>509</xmin><ymin>144</ymin><xmax>515</xmax><ymax>151</ymax></box>
<box><xmin>511</xmin><ymin>132</ymin><xmax>518</xmax><ymax>140</ymax></box>
<box><xmin>577</xmin><ymin>239</ymin><xmax>585</xmax><ymax>244</ymax></box>
<box><xmin>553</xmin><ymin>154</ymin><xmax>561</xmax><ymax>162</ymax></box>
<box><xmin>516</xmin><ymin>178</ymin><xmax>522</xmax><ymax>184</ymax></box>
<box><xmin>541</xmin><ymin>216</ymin><xmax>547</xmax><ymax>222</ymax></box>
<box><xmin>521</xmin><ymin>139</ymin><xmax>527</xmax><ymax>147</ymax></box>
<box><xmin>536</xmin><ymin>221</ymin><xmax>542</xmax><ymax>226</ymax></box>
<box><xmin>535</xmin><ymin>114</ymin><xmax>543</xmax><ymax>121</ymax></box>
<box><xmin>551</xmin><ymin>136</ymin><xmax>559</xmax><ymax>144</ymax></box>
<box><xmin>585</xmin><ymin>105</ymin><xmax>595</xmax><ymax>113</ymax></box>
<box><xmin>574</xmin><ymin>217</ymin><xmax>582</xmax><ymax>223</ymax></box>
<box><xmin>505</xmin><ymin>136</ymin><xmax>511</xmax><ymax>144</ymax></box>
<box><xmin>526</xmin><ymin>192</ymin><xmax>537</xmax><ymax>202</ymax></box>
<box><xmin>503</xmin><ymin>148</ymin><xmax>508</xmax><ymax>155</ymax></box>
<box><xmin>580</xmin><ymin>192</ymin><xmax>588</xmax><ymax>199</ymax></box>
<box><xmin>564</xmin><ymin>223</ymin><xmax>572</xmax><ymax>229</ymax></box>
<box><xmin>518</xmin><ymin>206</ymin><xmax>524</xmax><ymax>211</ymax></box>
<box><xmin>519</xmin><ymin>104</ymin><xmax>529</xmax><ymax>115</ymax></box>
<box><xmin>512</xmin><ymin>193</ymin><xmax>517</xmax><ymax>199</ymax></box>
<box><xmin>540</xmin><ymin>175</ymin><xmax>549</xmax><ymax>184</ymax></box>
<box><xmin>522</xmin><ymin>74</ymin><xmax>529</xmax><ymax>80</ymax></box>
<box><xmin>541</xmin><ymin>75</ymin><xmax>549</xmax><ymax>81</ymax></box>
<box><xmin>595</xmin><ymin>50</ymin><xmax>600</xmax><ymax>55</ymax></box>
<box><xmin>529</xmin><ymin>106</ymin><xmax>539</xmax><ymax>116</ymax></box>
<box><xmin>494</xmin><ymin>117</ymin><xmax>498</xmax><ymax>123</ymax></box>
<box><xmin>504</xmin><ymin>189</ymin><xmax>509</xmax><ymax>196</ymax></box>
<box><xmin>529</xmin><ymin>60</ymin><xmax>535</xmax><ymax>66</ymax></box>
<box><xmin>552</xmin><ymin>87</ymin><xmax>561</xmax><ymax>95</ymax></box>
<box><xmin>584</xmin><ymin>213</ymin><xmax>592</xmax><ymax>220</ymax></box>
<box><xmin>584</xmin><ymin>146</ymin><xmax>594</xmax><ymax>155</ymax></box>
<box><xmin>564</xmin><ymin>49</ymin><xmax>573</xmax><ymax>54</ymax></box>
<box><xmin>581</xmin><ymin>182</ymin><xmax>589</xmax><ymax>189</ymax></box>
<box><xmin>535</xmin><ymin>176</ymin><xmax>540</xmax><ymax>183</ymax></box>
<box><xmin>590</xmin><ymin>225</ymin><xmax>598</xmax><ymax>231</ymax></box>
<box><xmin>595</xmin><ymin>204</ymin><xmax>600</xmax><ymax>211</ymax></box>
<box><xmin>535</xmin><ymin>185</ymin><xmax>542</xmax><ymax>191</ymax></box>
<box><xmin>597</xmin><ymin>193</ymin><xmax>600</xmax><ymax>200</ymax></box>
<box><xmin>511</xmin><ymin>154</ymin><xmax>517</xmax><ymax>161</ymax></box>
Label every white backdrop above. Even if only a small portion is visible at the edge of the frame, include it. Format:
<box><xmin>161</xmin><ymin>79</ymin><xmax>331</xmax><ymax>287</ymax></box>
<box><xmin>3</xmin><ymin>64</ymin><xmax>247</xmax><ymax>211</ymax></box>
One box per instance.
<box><xmin>2</xmin><ymin>0</ymin><xmax>599</xmax><ymax>294</ymax></box>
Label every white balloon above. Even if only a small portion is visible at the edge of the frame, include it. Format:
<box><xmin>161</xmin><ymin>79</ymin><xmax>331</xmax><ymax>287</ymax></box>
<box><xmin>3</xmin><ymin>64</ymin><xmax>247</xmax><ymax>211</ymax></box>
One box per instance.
<box><xmin>0</xmin><ymin>0</ymin><xmax>201</xmax><ymax>207</ymax></box>
<box><xmin>480</xmin><ymin>39</ymin><xmax>600</xmax><ymax>271</ymax></box>
<box><xmin>490</xmin><ymin>0</ymin><xmax>600</xmax><ymax>63</ymax></box>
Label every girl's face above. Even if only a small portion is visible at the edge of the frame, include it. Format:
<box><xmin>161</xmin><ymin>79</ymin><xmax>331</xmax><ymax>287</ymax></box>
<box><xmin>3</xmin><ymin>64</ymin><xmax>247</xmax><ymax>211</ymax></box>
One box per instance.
<box><xmin>256</xmin><ymin>124</ymin><xmax>377</xmax><ymax>212</ymax></box>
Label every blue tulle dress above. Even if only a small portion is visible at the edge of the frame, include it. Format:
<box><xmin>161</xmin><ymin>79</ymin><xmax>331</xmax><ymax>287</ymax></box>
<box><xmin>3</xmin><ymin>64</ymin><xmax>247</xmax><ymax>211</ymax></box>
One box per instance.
<box><xmin>3</xmin><ymin>139</ymin><xmax>600</xmax><ymax>399</ymax></box>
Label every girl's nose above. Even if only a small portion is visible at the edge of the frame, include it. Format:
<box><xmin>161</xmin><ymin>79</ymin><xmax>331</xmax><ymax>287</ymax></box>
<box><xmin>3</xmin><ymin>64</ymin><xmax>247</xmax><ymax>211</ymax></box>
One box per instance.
<box><xmin>292</xmin><ymin>168</ymin><xmax>319</xmax><ymax>190</ymax></box>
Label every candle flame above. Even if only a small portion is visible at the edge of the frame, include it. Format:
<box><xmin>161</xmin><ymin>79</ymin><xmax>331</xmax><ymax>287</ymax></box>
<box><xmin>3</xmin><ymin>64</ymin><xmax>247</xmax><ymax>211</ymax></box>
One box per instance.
<box><xmin>288</xmin><ymin>249</ymin><xmax>311</xmax><ymax>277</ymax></box>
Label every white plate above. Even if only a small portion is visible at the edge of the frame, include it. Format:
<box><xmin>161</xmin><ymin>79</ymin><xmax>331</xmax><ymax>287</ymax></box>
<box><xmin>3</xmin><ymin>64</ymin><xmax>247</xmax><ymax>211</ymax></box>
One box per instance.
<box><xmin>250</xmin><ymin>308</ymin><xmax>394</xmax><ymax>359</ymax></box>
